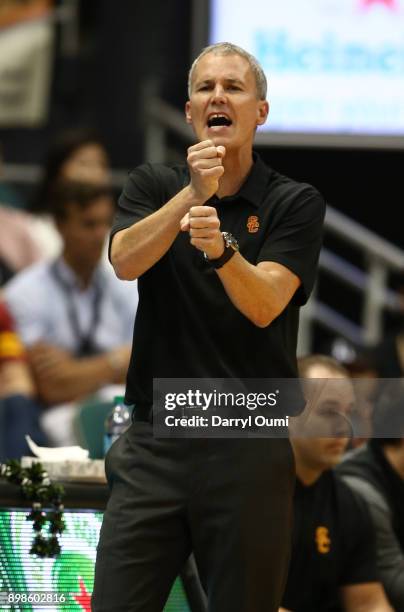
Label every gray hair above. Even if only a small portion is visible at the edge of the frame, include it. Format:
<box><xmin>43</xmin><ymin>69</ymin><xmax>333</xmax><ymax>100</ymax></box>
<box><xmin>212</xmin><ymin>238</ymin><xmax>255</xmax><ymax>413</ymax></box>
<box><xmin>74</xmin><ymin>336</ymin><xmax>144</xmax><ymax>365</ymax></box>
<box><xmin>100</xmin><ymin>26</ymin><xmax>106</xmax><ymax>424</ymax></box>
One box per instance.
<box><xmin>188</xmin><ymin>42</ymin><xmax>267</xmax><ymax>100</ymax></box>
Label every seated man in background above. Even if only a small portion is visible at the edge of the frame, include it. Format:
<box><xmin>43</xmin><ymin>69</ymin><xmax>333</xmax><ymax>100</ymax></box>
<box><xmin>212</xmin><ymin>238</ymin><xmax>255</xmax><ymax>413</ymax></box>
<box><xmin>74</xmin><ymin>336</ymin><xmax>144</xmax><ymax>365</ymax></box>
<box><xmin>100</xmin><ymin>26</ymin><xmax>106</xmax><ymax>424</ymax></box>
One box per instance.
<box><xmin>3</xmin><ymin>180</ymin><xmax>138</xmax><ymax>446</ymax></box>
<box><xmin>0</xmin><ymin>301</ymin><xmax>48</xmax><ymax>460</ymax></box>
<box><xmin>339</xmin><ymin>385</ymin><xmax>404</xmax><ymax>611</ymax></box>
<box><xmin>0</xmin><ymin>142</ymin><xmax>42</xmax><ymax>285</ymax></box>
<box><xmin>280</xmin><ymin>355</ymin><xmax>392</xmax><ymax>612</ymax></box>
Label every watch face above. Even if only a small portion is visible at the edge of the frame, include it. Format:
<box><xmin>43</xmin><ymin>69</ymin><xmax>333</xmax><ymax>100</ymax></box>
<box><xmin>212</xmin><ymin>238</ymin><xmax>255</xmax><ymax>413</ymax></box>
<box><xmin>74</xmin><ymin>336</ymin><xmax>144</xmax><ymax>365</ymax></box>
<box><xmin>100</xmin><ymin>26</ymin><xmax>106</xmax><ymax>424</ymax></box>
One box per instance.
<box><xmin>223</xmin><ymin>232</ymin><xmax>239</xmax><ymax>251</ymax></box>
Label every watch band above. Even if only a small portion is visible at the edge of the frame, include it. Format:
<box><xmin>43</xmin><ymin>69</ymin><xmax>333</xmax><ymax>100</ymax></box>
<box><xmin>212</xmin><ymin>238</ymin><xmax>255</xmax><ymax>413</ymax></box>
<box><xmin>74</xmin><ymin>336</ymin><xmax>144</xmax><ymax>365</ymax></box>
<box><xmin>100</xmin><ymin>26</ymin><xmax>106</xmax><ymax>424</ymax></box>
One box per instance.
<box><xmin>205</xmin><ymin>232</ymin><xmax>239</xmax><ymax>269</ymax></box>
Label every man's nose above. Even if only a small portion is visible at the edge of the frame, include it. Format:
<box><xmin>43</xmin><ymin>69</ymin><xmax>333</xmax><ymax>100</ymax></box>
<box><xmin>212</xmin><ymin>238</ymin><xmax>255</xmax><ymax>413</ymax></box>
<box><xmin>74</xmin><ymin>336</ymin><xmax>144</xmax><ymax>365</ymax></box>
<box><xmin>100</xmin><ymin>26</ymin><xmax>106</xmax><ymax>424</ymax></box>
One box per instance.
<box><xmin>94</xmin><ymin>225</ymin><xmax>108</xmax><ymax>243</ymax></box>
<box><xmin>211</xmin><ymin>85</ymin><xmax>227</xmax><ymax>103</ymax></box>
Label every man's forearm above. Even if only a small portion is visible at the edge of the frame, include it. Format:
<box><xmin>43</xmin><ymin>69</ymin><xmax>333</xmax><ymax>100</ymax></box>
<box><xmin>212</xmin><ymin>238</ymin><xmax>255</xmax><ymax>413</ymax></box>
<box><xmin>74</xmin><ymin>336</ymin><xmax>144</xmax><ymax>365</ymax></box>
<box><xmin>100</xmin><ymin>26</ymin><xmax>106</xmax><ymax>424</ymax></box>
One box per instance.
<box><xmin>184</xmin><ymin>203</ymin><xmax>301</xmax><ymax>327</ymax></box>
<box><xmin>341</xmin><ymin>583</ymin><xmax>393</xmax><ymax>612</ymax></box>
<box><xmin>345</xmin><ymin>600</ymin><xmax>393</xmax><ymax>612</ymax></box>
<box><xmin>216</xmin><ymin>254</ymin><xmax>300</xmax><ymax>328</ymax></box>
<box><xmin>111</xmin><ymin>185</ymin><xmax>203</xmax><ymax>280</ymax></box>
<box><xmin>35</xmin><ymin>350</ymin><xmax>129</xmax><ymax>405</ymax></box>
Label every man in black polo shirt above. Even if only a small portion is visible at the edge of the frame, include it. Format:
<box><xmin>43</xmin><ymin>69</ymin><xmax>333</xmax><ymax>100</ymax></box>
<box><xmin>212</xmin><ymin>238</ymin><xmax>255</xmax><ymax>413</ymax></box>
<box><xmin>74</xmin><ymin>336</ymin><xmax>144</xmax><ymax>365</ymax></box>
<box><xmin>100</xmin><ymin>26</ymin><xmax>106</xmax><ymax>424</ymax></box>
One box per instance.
<box><xmin>281</xmin><ymin>355</ymin><xmax>392</xmax><ymax>612</ymax></box>
<box><xmin>92</xmin><ymin>42</ymin><xmax>325</xmax><ymax>612</ymax></box>
<box><xmin>338</xmin><ymin>385</ymin><xmax>404</xmax><ymax>610</ymax></box>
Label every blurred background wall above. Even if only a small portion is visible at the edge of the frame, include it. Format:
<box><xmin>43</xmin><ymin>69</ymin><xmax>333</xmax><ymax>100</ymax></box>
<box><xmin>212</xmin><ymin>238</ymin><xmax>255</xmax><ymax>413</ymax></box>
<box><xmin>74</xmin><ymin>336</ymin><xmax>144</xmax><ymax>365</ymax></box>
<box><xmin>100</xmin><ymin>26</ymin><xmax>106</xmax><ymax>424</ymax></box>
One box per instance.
<box><xmin>0</xmin><ymin>0</ymin><xmax>401</xmax><ymax>244</ymax></box>
<box><xmin>0</xmin><ymin>0</ymin><xmax>403</xmax><ymax>355</ymax></box>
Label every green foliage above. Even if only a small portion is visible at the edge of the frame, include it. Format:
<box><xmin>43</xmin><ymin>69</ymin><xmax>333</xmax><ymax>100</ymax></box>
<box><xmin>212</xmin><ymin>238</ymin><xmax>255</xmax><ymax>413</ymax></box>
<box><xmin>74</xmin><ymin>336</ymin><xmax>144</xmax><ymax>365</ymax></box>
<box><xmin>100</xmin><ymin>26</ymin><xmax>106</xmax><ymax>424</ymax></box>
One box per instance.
<box><xmin>0</xmin><ymin>460</ymin><xmax>65</xmax><ymax>558</ymax></box>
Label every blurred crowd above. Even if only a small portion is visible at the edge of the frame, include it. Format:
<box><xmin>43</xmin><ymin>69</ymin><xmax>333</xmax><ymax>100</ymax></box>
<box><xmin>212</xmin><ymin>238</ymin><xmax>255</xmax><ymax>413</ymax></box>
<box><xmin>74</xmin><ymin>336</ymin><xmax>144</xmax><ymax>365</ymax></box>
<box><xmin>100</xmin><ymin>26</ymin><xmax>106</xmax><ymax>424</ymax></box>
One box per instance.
<box><xmin>279</xmin><ymin>355</ymin><xmax>404</xmax><ymax>611</ymax></box>
<box><xmin>0</xmin><ymin>128</ymin><xmax>138</xmax><ymax>454</ymax></box>
<box><xmin>0</xmin><ymin>130</ymin><xmax>403</xmax><ymax>611</ymax></box>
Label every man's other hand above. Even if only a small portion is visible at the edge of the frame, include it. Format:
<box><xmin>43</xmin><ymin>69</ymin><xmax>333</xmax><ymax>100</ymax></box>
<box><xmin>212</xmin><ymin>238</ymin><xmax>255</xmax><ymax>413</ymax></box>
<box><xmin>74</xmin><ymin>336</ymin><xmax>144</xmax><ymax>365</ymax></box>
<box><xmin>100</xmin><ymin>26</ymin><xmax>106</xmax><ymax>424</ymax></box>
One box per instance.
<box><xmin>180</xmin><ymin>205</ymin><xmax>224</xmax><ymax>260</ymax></box>
<box><xmin>28</xmin><ymin>342</ymin><xmax>71</xmax><ymax>379</ymax></box>
<box><xmin>187</xmin><ymin>140</ymin><xmax>225</xmax><ymax>203</ymax></box>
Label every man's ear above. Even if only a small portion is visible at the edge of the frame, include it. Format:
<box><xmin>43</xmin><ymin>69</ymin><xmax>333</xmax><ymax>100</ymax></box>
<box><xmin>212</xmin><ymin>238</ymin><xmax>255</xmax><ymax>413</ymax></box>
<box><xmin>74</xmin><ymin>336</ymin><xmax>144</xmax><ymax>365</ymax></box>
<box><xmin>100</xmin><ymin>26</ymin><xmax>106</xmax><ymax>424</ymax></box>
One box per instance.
<box><xmin>185</xmin><ymin>101</ymin><xmax>192</xmax><ymax>124</ymax></box>
<box><xmin>256</xmin><ymin>100</ymin><xmax>269</xmax><ymax>126</ymax></box>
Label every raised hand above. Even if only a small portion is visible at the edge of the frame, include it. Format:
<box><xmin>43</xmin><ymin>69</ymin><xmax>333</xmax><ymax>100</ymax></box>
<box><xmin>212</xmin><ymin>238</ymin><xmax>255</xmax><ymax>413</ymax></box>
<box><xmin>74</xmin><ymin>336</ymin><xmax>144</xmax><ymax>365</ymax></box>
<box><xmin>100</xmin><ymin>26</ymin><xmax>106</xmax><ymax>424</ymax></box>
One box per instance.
<box><xmin>187</xmin><ymin>140</ymin><xmax>226</xmax><ymax>203</ymax></box>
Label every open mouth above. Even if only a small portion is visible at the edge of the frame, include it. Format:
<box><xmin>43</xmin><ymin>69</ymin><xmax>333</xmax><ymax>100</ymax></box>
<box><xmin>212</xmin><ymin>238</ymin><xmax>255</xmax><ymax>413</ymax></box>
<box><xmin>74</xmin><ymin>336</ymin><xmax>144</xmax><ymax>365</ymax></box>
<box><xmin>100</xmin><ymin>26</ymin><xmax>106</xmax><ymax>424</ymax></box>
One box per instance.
<box><xmin>207</xmin><ymin>114</ymin><xmax>232</xmax><ymax>128</ymax></box>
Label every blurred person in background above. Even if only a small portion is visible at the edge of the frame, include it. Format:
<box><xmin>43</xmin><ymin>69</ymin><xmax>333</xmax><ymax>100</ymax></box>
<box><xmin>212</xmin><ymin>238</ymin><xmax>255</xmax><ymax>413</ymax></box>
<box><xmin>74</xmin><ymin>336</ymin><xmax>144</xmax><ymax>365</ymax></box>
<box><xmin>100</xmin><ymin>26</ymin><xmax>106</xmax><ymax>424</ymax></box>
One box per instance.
<box><xmin>369</xmin><ymin>324</ymin><xmax>404</xmax><ymax>379</ymax></box>
<box><xmin>0</xmin><ymin>204</ymin><xmax>42</xmax><ymax>285</ymax></box>
<box><xmin>0</xmin><ymin>301</ymin><xmax>48</xmax><ymax>461</ymax></box>
<box><xmin>321</xmin><ymin>336</ymin><xmax>379</xmax><ymax>447</ymax></box>
<box><xmin>366</xmin><ymin>273</ymin><xmax>404</xmax><ymax>378</ymax></box>
<box><xmin>0</xmin><ymin>140</ymin><xmax>26</xmax><ymax>209</ymax></box>
<box><xmin>339</xmin><ymin>384</ymin><xmax>404</xmax><ymax>611</ymax></box>
<box><xmin>281</xmin><ymin>355</ymin><xmax>392</xmax><ymax>612</ymax></box>
<box><xmin>0</xmin><ymin>142</ymin><xmax>42</xmax><ymax>285</ymax></box>
<box><xmin>3</xmin><ymin>180</ymin><xmax>137</xmax><ymax>446</ymax></box>
<box><xmin>28</xmin><ymin>128</ymin><xmax>111</xmax><ymax>260</ymax></box>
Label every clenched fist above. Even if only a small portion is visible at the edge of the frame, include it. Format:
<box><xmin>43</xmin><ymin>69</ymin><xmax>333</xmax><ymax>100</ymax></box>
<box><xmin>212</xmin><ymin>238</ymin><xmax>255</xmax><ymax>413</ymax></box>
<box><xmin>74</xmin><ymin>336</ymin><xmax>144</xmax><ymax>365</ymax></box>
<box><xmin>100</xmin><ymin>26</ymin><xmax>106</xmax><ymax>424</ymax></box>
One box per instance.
<box><xmin>180</xmin><ymin>205</ymin><xmax>224</xmax><ymax>260</ymax></box>
<box><xmin>187</xmin><ymin>140</ymin><xmax>226</xmax><ymax>203</ymax></box>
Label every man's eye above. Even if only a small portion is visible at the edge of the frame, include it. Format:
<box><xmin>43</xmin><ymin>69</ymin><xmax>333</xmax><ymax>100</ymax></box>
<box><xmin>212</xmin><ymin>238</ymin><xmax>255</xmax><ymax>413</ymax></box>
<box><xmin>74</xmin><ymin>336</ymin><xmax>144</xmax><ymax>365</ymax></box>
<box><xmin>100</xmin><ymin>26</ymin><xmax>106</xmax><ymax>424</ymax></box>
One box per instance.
<box><xmin>319</xmin><ymin>409</ymin><xmax>341</xmax><ymax>419</ymax></box>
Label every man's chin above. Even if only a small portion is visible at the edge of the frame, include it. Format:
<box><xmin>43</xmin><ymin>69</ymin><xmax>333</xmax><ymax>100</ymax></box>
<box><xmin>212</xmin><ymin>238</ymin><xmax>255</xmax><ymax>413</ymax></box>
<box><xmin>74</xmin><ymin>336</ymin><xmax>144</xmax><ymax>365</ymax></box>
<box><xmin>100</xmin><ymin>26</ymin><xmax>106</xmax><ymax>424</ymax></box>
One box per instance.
<box><xmin>324</xmin><ymin>452</ymin><xmax>345</xmax><ymax>468</ymax></box>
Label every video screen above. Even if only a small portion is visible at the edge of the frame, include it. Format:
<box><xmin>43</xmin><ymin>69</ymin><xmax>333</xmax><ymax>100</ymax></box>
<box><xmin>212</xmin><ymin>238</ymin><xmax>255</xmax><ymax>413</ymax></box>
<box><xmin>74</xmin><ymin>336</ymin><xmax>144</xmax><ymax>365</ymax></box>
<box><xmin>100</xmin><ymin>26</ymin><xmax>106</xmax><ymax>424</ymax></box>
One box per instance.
<box><xmin>209</xmin><ymin>0</ymin><xmax>404</xmax><ymax>146</ymax></box>
<box><xmin>0</xmin><ymin>509</ymin><xmax>190</xmax><ymax>611</ymax></box>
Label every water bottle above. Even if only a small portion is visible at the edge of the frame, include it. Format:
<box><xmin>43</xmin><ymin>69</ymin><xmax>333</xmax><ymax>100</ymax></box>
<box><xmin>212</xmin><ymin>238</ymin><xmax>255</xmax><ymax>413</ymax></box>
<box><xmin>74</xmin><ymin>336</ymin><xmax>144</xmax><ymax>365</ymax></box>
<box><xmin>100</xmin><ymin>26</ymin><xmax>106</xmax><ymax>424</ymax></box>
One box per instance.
<box><xmin>103</xmin><ymin>396</ymin><xmax>131</xmax><ymax>455</ymax></box>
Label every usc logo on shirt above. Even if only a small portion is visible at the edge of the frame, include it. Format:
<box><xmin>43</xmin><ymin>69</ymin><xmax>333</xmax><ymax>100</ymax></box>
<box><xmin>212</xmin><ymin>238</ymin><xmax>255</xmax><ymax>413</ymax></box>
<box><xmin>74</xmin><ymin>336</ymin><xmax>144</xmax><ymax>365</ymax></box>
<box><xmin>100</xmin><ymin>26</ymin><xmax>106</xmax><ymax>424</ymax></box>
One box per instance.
<box><xmin>246</xmin><ymin>215</ymin><xmax>260</xmax><ymax>233</ymax></box>
<box><xmin>315</xmin><ymin>526</ymin><xmax>331</xmax><ymax>554</ymax></box>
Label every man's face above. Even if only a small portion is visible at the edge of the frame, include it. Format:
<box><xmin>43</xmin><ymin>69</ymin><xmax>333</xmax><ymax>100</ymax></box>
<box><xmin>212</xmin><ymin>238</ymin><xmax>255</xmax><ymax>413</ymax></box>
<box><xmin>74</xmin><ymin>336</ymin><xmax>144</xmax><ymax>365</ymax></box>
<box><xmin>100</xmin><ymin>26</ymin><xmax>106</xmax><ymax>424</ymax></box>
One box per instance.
<box><xmin>61</xmin><ymin>143</ymin><xmax>110</xmax><ymax>185</ymax></box>
<box><xmin>291</xmin><ymin>365</ymin><xmax>355</xmax><ymax>473</ymax></box>
<box><xmin>185</xmin><ymin>53</ymin><xmax>268</xmax><ymax>151</ymax></box>
<box><xmin>57</xmin><ymin>196</ymin><xmax>114</xmax><ymax>269</ymax></box>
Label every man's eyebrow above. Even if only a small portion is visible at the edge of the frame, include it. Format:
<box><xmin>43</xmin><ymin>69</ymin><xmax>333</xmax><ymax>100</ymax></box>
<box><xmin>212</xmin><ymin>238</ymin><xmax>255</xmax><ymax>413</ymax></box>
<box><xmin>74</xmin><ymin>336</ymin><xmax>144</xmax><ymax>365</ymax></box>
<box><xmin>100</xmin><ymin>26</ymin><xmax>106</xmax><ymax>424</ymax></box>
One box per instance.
<box><xmin>316</xmin><ymin>399</ymin><xmax>344</xmax><ymax>410</ymax></box>
<box><xmin>225</xmin><ymin>77</ymin><xmax>244</xmax><ymax>85</ymax></box>
<box><xmin>195</xmin><ymin>79</ymin><xmax>213</xmax><ymax>86</ymax></box>
<box><xmin>195</xmin><ymin>77</ymin><xmax>245</xmax><ymax>87</ymax></box>
<box><xmin>317</xmin><ymin>399</ymin><xmax>355</xmax><ymax>411</ymax></box>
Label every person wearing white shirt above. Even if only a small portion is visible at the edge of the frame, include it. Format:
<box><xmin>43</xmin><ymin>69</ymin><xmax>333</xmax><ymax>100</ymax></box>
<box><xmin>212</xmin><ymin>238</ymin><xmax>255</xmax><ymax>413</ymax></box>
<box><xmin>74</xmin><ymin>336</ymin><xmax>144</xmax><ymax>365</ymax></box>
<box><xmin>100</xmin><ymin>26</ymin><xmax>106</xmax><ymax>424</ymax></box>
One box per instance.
<box><xmin>4</xmin><ymin>180</ymin><xmax>138</xmax><ymax>445</ymax></box>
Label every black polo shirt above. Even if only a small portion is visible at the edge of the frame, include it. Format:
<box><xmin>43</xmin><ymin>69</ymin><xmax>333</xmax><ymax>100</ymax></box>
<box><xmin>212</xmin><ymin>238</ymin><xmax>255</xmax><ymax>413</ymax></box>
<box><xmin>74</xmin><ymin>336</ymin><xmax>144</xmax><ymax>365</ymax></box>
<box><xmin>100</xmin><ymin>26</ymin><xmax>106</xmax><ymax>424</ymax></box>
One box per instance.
<box><xmin>110</xmin><ymin>153</ymin><xmax>325</xmax><ymax>408</ymax></box>
<box><xmin>282</xmin><ymin>471</ymin><xmax>379</xmax><ymax>612</ymax></box>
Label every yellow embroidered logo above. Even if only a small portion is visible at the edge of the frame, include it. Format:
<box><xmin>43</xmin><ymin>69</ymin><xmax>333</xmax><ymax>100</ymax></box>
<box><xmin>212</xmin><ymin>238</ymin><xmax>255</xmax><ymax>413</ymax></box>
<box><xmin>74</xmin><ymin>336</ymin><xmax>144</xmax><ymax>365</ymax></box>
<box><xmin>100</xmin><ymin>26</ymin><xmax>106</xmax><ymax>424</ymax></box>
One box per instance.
<box><xmin>247</xmin><ymin>215</ymin><xmax>260</xmax><ymax>233</ymax></box>
<box><xmin>315</xmin><ymin>526</ymin><xmax>331</xmax><ymax>554</ymax></box>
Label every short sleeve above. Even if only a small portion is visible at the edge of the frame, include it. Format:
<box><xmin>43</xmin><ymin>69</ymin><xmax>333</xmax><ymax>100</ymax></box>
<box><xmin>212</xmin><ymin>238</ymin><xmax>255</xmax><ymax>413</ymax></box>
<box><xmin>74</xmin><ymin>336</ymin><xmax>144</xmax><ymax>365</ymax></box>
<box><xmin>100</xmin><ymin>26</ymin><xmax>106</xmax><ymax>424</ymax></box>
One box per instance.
<box><xmin>3</xmin><ymin>269</ymin><xmax>49</xmax><ymax>347</ymax></box>
<box><xmin>106</xmin><ymin>269</ymin><xmax>138</xmax><ymax>343</ymax></box>
<box><xmin>108</xmin><ymin>163</ymin><xmax>166</xmax><ymax>261</ymax></box>
<box><xmin>342</xmin><ymin>475</ymin><xmax>404</xmax><ymax>609</ymax></box>
<box><xmin>339</xmin><ymin>483</ymin><xmax>379</xmax><ymax>586</ymax></box>
<box><xmin>257</xmin><ymin>187</ymin><xmax>325</xmax><ymax>305</ymax></box>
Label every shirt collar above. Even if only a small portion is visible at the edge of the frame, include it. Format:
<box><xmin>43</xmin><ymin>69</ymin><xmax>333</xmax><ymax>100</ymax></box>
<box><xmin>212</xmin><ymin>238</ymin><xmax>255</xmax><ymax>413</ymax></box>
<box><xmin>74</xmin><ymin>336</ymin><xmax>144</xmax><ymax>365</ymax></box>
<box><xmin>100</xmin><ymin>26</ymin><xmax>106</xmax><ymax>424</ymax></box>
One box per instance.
<box><xmin>54</xmin><ymin>257</ymin><xmax>104</xmax><ymax>291</ymax></box>
<box><xmin>237</xmin><ymin>152</ymin><xmax>272</xmax><ymax>208</ymax></box>
<box><xmin>211</xmin><ymin>151</ymin><xmax>272</xmax><ymax>209</ymax></box>
<box><xmin>295</xmin><ymin>470</ymin><xmax>331</xmax><ymax>493</ymax></box>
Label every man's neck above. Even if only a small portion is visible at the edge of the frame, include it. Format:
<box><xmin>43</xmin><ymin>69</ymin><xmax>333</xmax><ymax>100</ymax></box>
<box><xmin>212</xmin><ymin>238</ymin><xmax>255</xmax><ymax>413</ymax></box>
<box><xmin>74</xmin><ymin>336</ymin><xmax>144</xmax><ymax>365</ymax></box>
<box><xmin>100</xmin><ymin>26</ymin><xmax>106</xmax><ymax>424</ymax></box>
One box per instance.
<box><xmin>216</xmin><ymin>148</ymin><xmax>254</xmax><ymax>199</ymax></box>
<box><xmin>62</xmin><ymin>253</ymin><xmax>96</xmax><ymax>290</ymax></box>
<box><xmin>295</xmin><ymin>463</ymin><xmax>323</xmax><ymax>486</ymax></box>
<box><xmin>383</xmin><ymin>444</ymin><xmax>404</xmax><ymax>480</ymax></box>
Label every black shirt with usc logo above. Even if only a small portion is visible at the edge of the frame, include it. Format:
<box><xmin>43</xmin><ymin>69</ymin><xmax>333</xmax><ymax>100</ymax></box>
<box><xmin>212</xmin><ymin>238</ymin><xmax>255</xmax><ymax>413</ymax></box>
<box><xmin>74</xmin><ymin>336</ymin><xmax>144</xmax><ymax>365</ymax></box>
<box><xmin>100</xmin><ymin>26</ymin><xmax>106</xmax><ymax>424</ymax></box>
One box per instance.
<box><xmin>282</xmin><ymin>470</ymin><xmax>378</xmax><ymax>611</ymax></box>
<box><xmin>109</xmin><ymin>153</ymin><xmax>325</xmax><ymax>408</ymax></box>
